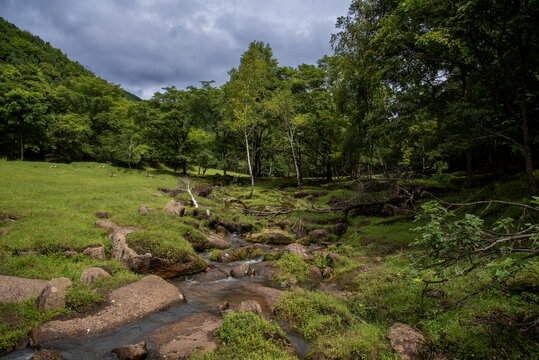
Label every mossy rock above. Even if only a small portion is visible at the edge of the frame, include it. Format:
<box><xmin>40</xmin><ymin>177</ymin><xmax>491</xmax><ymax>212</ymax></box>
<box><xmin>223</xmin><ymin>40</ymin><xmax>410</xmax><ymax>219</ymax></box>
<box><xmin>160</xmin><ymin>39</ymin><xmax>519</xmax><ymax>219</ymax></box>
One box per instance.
<box><xmin>247</xmin><ymin>229</ymin><xmax>295</xmax><ymax>245</ymax></box>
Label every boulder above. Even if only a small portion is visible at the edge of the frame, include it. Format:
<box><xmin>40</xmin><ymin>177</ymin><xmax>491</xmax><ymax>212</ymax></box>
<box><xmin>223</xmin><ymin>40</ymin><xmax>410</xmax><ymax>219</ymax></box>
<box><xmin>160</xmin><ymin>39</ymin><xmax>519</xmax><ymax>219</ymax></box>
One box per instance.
<box><xmin>32</xmin><ymin>275</ymin><xmax>184</xmax><ymax>344</ymax></box>
<box><xmin>30</xmin><ymin>349</ymin><xmax>64</xmax><ymax>360</ymax></box>
<box><xmin>191</xmin><ymin>268</ymin><xmax>229</xmax><ymax>283</ymax></box>
<box><xmin>230</xmin><ymin>263</ymin><xmax>253</xmax><ymax>278</ymax></box>
<box><xmin>112</xmin><ymin>341</ymin><xmax>148</xmax><ymax>360</ymax></box>
<box><xmin>0</xmin><ymin>275</ymin><xmax>48</xmax><ymax>303</ymax></box>
<box><xmin>138</xmin><ymin>205</ymin><xmax>152</xmax><ymax>214</ymax></box>
<box><xmin>195</xmin><ymin>184</ymin><xmax>213</xmax><ymax>197</ymax></box>
<box><xmin>333</xmin><ymin>222</ymin><xmax>348</xmax><ymax>236</ymax></box>
<box><xmin>308</xmin><ymin>228</ymin><xmax>329</xmax><ymax>242</ymax></box>
<box><xmin>94</xmin><ymin>211</ymin><xmax>110</xmax><ymax>219</ymax></box>
<box><xmin>388</xmin><ymin>323</ymin><xmax>425</xmax><ymax>360</ymax></box>
<box><xmin>34</xmin><ymin>277</ymin><xmax>72</xmax><ymax>311</ymax></box>
<box><xmin>247</xmin><ymin>229</ymin><xmax>295</xmax><ymax>245</ymax></box>
<box><xmin>80</xmin><ymin>267</ymin><xmax>110</xmax><ymax>285</ymax></box>
<box><xmin>236</xmin><ymin>300</ymin><xmax>263</xmax><ymax>315</ymax></box>
<box><xmin>285</xmin><ymin>243</ymin><xmax>313</xmax><ymax>261</ymax></box>
<box><xmin>163</xmin><ymin>200</ymin><xmax>185</xmax><ymax>216</ymax></box>
<box><xmin>82</xmin><ymin>245</ymin><xmax>106</xmax><ymax>260</ymax></box>
<box><xmin>236</xmin><ymin>283</ymin><xmax>283</xmax><ymax>312</ymax></box>
<box><xmin>147</xmin><ymin>312</ymin><xmax>222</xmax><ymax>359</ymax></box>
<box><xmin>205</xmin><ymin>233</ymin><xmax>230</xmax><ymax>250</ymax></box>
<box><xmin>63</xmin><ymin>250</ymin><xmax>78</xmax><ymax>258</ymax></box>
<box><xmin>326</xmin><ymin>252</ymin><xmax>341</xmax><ymax>266</ymax></box>
<box><xmin>308</xmin><ymin>265</ymin><xmax>323</xmax><ymax>283</ymax></box>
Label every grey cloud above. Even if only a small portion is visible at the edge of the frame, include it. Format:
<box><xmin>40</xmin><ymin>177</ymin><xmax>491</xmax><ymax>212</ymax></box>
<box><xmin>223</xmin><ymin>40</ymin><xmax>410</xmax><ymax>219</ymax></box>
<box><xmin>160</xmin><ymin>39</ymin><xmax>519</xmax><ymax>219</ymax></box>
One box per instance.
<box><xmin>0</xmin><ymin>0</ymin><xmax>351</xmax><ymax>98</ymax></box>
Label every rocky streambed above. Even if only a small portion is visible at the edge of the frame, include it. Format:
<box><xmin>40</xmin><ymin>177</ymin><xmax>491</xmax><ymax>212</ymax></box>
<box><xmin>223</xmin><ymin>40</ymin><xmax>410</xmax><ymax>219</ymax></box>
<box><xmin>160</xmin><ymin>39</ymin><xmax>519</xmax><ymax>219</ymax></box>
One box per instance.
<box><xmin>2</xmin><ymin>232</ymin><xmax>315</xmax><ymax>360</ymax></box>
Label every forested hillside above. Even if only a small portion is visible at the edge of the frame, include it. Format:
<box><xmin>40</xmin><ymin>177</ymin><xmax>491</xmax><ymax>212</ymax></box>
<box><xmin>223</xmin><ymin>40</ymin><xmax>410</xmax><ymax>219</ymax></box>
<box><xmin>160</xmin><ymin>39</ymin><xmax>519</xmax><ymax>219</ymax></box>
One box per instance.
<box><xmin>0</xmin><ymin>18</ymin><xmax>140</xmax><ymax>165</ymax></box>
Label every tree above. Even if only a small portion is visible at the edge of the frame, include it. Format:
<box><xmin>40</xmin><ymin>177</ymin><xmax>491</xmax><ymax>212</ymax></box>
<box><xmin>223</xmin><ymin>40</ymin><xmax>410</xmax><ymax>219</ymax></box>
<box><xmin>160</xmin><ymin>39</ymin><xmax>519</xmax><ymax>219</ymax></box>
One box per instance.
<box><xmin>223</xmin><ymin>41</ymin><xmax>278</xmax><ymax>198</ymax></box>
<box><xmin>0</xmin><ymin>64</ymin><xmax>53</xmax><ymax>161</ymax></box>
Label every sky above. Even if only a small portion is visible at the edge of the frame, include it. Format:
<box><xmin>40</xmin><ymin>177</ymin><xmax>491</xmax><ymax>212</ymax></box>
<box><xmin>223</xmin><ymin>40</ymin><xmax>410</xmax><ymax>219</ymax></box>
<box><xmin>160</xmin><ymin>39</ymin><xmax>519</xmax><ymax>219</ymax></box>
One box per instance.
<box><xmin>0</xmin><ymin>0</ymin><xmax>351</xmax><ymax>99</ymax></box>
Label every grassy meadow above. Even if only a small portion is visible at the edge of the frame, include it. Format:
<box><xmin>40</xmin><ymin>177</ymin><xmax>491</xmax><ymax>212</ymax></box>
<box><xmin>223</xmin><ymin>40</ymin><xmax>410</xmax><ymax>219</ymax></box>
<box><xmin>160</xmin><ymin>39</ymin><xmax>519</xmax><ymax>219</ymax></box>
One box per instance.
<box><xmin>0</xmin><ymin>160</ymin><xmax>537</xmax><ymax>358</ymax></box>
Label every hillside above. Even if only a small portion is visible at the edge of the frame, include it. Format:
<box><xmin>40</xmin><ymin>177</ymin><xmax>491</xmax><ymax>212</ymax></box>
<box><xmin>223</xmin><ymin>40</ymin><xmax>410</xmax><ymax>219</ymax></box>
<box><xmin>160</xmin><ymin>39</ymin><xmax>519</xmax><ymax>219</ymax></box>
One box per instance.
<box><xmin>0</xmin><ymin>18</ymin><xmax>140</xmax><ymax>164</ymax></box>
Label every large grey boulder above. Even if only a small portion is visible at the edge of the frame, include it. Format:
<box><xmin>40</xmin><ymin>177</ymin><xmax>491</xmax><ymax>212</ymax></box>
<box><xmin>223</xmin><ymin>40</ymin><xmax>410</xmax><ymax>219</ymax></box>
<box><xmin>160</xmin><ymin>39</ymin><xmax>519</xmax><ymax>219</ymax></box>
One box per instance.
<box><xmin>80</xmin><ymin>267</ymin><xmax>110</xmax><ymax>285</ymax></box>
<box><xmin>163</xmin><ymin>200</ymin><xmax>185</xmax><ymax>216</ymax></box>
<box><xmin>34</xmin><ymin>277</ymin><xmax>72</xmax><ymax>310</ymax></box>
<box><xmin>388</xmin><ymin>323</ymin><xmax>425</xmax><ymax>360</ymax></box>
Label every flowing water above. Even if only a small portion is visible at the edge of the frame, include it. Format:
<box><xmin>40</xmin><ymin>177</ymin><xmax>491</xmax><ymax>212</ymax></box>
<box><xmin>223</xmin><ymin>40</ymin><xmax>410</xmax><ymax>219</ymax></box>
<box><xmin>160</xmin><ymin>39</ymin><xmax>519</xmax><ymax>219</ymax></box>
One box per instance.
<box><xmin>2</xmin><ymin>234</ymin><xmax>311</xmax><ymax>359</ymax></box>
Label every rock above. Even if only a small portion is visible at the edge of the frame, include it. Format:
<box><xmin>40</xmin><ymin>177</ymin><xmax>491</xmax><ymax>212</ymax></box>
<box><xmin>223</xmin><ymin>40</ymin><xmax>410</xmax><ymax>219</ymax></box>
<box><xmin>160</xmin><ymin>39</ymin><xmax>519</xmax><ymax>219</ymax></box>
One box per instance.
<box><xmin>215</xmin><ymin>225</ymin><xmax>227</xmax><ymax>234</ymax></box>
<box><xmin>215</xmin><ymin>246</ymin><xmax>262</xmax><ymax>263</ymax></box>
<box><xmin>247</xmin><ymin>229</ymin><xmax>295</xmax><ymax>245</ymax></box>
<box><xmin>32</xmin><ymin>275</ymin><xmax>184</xmax><ymax>344</ymax></box>
<box><xmin>308</xmin><ymin>265</ymin><xmax>323</xmax><ymax>283</ymax></box>
<box><xmin>30</xmin><ymin>349</ymin><xmax>64</xmax><ymax>360</ymax></box>
<box><xmin>138</xmin><ymin>205</ymin><xmax>152</xmax><ymax>213</ymax></box>
<box><xmin>323</xmin><ymin>267</ymin><xmax>333</xmax><ymax>277</ymax></box>
<box><xmin>236</xmin><ymin>300</ymin><xmax>263</xmax><ymax>315</ymax></box>
<box><xmin>326</xmin><ymin>252</ymin><xmax>341</xmax><ymax>266</ymax></box>
<box><xmin>191</xmin><ymin>268</ymin><xmax>229</xmax><ymax>282</ymax></box>
<box><xmin>194</xmin><ymin>184</ymin><xmax>213</xmax><ymax>197</ymax></box>
<box><xmin>63</xmin><ymin>250</ymin><xmax>78</xmax><ymax>258</ymax></box>
<box><xmin>163</xmin><ymin>200</ymin><xmax>185</xmax><ymax>216</ymax></box>
<box><xmin>327</xmin><ymin>196</ymin><xmax>346</xmax><ymax>209</ymax></box>
<box><xmin>333</xmin><ymin>223</ymin><xmax>348</xmax><ymax>236</ymax></box>
<box><xmin>0</xmin><ymin>275</ymin><xmax>48</xmax><ymax>303</ymax></box>
<box><xmin>308</xmin><ymin>228</ymin><xmax>329</xmax><ymax>242</ymax></box>
<box><xmin>96</xmin><ymin>221</ymin><xmax>206</xmax><ymax>278</ymax></box>
<box><xmin>293</xmin><ymin>190</ymin><xmax>328</xmax><ymax>198</ymax></box>
<box><xmin>80</xmin><ymin>267</ymin><xmax>110</xmax><ymax>285</ymax></box>
<box><xmin>236</xmin><ymin>283</ymin><xmax>284</xmax><ymax>313</ymax></box>
<box><xmin>34</xmin><ymin>277</ymin><xmax>72</xmax><ymax>311</ymax></box>
<box><xmin>147</xmin><ymin>312</ymin><xmax>222</xmax><ymax>359</ymax></box>
<box><xmin>152</xmin><ymin>193</ymin><xmax>163</xmax><ymax>197</ymax></box>
<box><xmin>94</xmin><ymin>211</ymin><xmax>110</xmax><ymax>219</ymax></box>
<box><xmin>285</xmin><ymin>243</ymin><xmax>313</xmax><ymax>261</ymax></box>
<box><xmin>388</xmin><ymin>323</ymin><xmax>425</xmax><ymax>360</ymax></box>
<box><xmin>82</xmin><ymin>245</ymin><xmax>106</xmax><ymax>260</ymax></box>
<box><xmin>230</xmin><ymin>263</ymin><xmax>253</xmax><ymax>278</ymax></box>
<box><xmin>112</xmin><ymin>341</ymin><xmax>148</xmax><ymax>360</ymax></box>
<box><xmin>251</xmin><ymin>261</ymin><xmax>275</xmax><ymax>280</ymax></box>
<box><xmin>217</xmin><ymin>301</ymin><xmax>229</xmax><ymax>311</ymax></box>
<box><xmin>205</xmin><ymin>233</ymin><xmax>230</xmax><ymax>250</ymax></box>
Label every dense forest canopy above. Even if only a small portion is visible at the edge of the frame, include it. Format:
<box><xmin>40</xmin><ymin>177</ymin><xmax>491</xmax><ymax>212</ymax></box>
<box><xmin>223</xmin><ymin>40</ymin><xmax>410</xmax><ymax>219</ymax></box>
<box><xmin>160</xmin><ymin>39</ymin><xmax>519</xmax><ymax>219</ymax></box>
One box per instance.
<box><xmin>0</xmin><ymin>0</ymin><xmax>537</xmax><ymax>195</ymax></box>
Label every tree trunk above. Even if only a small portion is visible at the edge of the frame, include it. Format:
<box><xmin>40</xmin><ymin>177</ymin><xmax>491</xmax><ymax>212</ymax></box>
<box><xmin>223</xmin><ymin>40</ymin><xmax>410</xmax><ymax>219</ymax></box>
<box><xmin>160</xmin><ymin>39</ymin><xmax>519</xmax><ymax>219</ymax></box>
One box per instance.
<box><xmin>289</xmin><ymin>131</ymin><xmax>302</xmax><ymax>189</ymax></box>
<box><xmin>244</xmin><ymin>131</ymin><xmax>255</xmax><ymax>199</ymax></box>
<box><xmin>19</xmin><ymin>132</ymin><xmax>23</xmax><ymax>161</ymax></box>
<box><xmin>182</xmin><ymin>160</ymin><xmax>187</xmax><ymax>176</ymax></box>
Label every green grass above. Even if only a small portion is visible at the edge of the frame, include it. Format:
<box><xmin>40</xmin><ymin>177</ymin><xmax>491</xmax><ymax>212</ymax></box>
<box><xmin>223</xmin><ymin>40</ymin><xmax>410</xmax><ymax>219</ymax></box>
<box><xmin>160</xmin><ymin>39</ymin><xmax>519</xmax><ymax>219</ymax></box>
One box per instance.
<box><xmin>191</xmin><ymin>312</ymin><xmax>296</xmax><ymax>360</ymax></box>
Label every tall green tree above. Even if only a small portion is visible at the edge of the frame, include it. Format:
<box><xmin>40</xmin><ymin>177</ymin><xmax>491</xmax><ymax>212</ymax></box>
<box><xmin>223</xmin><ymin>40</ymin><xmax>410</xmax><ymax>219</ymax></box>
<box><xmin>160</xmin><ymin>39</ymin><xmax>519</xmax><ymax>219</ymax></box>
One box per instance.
<box><xmin>223</xmin><ymin>41</ymin><xmax>278</xmax><ymax>197</ymax></box>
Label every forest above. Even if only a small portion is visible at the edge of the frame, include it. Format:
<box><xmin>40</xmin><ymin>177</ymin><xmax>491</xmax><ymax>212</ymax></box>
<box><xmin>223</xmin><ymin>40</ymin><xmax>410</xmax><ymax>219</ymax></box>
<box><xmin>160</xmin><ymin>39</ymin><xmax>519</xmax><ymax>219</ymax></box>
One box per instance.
<box><xmin>0</xmin><ymin>0</ymin><xmax>538</xmax><ymax>359</ymax></box>
<box><xmin>1</xmin><ymin>0</ymin><xmax>537</xmax><ymax>196</ymax></box>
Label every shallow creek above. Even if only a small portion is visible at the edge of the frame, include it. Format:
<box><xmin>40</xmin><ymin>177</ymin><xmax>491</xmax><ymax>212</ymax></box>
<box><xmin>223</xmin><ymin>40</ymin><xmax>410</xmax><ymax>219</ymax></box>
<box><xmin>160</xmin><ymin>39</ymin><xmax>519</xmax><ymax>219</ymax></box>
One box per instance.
<box><xmin>2</xmin><ymin>234</ymin><xmax>311</xmax><ymax>359</ymax></box>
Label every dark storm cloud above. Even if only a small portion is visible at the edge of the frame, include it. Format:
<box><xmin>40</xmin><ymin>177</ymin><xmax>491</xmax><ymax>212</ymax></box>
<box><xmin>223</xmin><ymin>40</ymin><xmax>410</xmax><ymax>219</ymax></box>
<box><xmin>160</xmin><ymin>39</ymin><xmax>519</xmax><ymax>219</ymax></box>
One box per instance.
<box><xmin>0</xmin><ymin>0</ymin><xmax>351</xmax><ymax>98</ymax></box>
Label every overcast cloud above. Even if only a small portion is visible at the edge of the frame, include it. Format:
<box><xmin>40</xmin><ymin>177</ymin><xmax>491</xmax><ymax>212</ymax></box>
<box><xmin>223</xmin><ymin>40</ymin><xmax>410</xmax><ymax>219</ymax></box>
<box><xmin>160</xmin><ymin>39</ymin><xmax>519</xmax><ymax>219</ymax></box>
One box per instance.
<box><xmin>0</xmin><ymin>0</ymin><xmax>351</xmax><ymax>99</ymax></box>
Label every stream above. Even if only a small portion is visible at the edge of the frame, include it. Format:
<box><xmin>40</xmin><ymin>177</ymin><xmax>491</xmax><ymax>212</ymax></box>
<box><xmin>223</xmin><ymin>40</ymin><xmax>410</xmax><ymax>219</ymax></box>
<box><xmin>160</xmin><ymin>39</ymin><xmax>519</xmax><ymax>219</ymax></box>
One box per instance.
<box><xmin>2</xmin><ymin>234</ymin><xmax>311</xmax><ymax>359</ymax></box>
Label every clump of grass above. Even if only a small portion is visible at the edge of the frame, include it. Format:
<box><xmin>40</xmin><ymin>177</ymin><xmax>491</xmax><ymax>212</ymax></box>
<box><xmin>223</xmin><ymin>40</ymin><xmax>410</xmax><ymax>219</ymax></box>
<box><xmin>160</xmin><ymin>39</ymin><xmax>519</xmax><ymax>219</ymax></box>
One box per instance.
<box><xmin>272</xmin><ymin>253</ymin><xmax>310</xmax><ymax>283</ymax></box>
<box><xmin>191</xmin><ymin>312</ymin><xmax>296</xmax><ymax>360</ymax></box>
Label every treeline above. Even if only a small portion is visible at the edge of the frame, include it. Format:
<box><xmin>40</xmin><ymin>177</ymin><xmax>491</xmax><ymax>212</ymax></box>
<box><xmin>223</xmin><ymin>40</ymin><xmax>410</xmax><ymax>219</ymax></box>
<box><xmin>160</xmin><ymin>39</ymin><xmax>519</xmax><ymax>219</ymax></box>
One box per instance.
<box><xmin>0</xmin><ymin>0</ymin><xmax>537</xmax><ymax>195</ymax></box>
